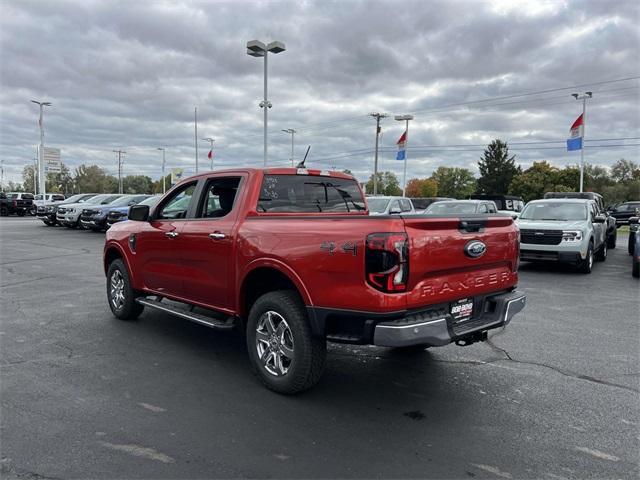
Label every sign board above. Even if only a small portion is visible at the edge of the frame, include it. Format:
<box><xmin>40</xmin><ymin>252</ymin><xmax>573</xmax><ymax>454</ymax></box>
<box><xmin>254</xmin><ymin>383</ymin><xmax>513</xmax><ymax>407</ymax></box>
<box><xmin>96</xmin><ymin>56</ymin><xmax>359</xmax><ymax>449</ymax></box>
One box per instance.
<box><xmin>43</xmin><ymin>147</ymin><xmax>62</xmax><ymax>174</ymax></box>
<box><xmin>170</xmin><ymin>168</ymin><xmax>184</xmax><ymax>186</ymax></box>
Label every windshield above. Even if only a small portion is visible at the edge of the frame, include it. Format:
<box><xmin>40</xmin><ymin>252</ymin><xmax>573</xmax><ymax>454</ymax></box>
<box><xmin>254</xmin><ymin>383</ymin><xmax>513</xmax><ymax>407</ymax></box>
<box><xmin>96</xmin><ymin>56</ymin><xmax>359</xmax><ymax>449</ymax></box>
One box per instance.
<box><xmin>367</xmin><ymin>198</ymin><xmax>390</xmax><ymax>213</ymax></box>
<box><xmin>520</xmin><ymin>202</ymin><xmax>588</xmax><ymax>221</ymax></box>
<box><xmin>257</xmin><ymin>175</ymin><xmax>366</xmax><ymax>213</ymax></box>
<box><xmin>425</xmin><ymin>202</ymin><xmax>478</xmax><ymax>214</ymax></box>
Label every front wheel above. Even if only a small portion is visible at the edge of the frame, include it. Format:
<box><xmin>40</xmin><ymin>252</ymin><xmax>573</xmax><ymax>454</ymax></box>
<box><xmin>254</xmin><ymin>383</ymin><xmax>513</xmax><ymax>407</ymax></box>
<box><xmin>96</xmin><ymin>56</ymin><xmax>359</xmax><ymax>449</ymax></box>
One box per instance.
<box><xmin>580</xmin><ymin>242</ymin><xmax>594</xmax><ymax>274</ymax></box>
<box><xmin>246</xmin><ymin>290</ymin><xmax>326</xmax><ymax>394</ymax></box>
<box><xmin>106</xmin><ymin>259</ymin><xmax>144</xmax><ymax>320</ymax></box>
<box><xmin>629</xmin><ymin>233</ymin><xmax>636</xmax><ymax>256</ymax></box>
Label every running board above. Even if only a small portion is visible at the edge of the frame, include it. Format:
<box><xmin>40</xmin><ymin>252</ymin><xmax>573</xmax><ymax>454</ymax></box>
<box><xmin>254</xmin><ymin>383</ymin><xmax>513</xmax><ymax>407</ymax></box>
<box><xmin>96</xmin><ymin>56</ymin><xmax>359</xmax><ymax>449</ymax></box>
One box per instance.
<box><xmin>136</xmin><ymin>298</ymin><xmax>236</xmax><ymax>330</ymax></box>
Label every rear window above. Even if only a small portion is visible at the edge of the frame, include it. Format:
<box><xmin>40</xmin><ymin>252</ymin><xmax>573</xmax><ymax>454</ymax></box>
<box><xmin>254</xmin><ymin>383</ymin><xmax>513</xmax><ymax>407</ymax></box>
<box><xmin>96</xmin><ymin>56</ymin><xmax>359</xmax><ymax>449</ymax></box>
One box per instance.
<box><xmin>257</xmin><ymin>175</ymin><xmax>366</xmax><ymax>213</ymax></box>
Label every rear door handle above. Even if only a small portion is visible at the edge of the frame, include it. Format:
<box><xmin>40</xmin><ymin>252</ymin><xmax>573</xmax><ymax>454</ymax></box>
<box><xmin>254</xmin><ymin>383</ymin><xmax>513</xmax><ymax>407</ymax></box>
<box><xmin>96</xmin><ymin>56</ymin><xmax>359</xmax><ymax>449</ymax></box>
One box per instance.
<box><xmin>209</xmin><ymin>232</ymin><xmax>226</xmax><ymax>240</ymax></box>
<box><xmin>165</xmin><ymin>231</ymin><xmax>179</xmax><ymax>238</ymax></box>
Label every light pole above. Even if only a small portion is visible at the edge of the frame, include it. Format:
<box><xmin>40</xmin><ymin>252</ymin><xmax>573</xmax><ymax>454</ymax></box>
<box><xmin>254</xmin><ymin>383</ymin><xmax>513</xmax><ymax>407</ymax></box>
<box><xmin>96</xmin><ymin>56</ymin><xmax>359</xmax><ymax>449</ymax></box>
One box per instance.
<box><xmin>395</xmin><ymin>114</ymin><xmax>414</xmax><ymax>197</ymax></box>
<box><xmin>369</xmin><ymin>113</ymin><xmax>387</xmax><ymax>194</ymax></box>
<box><xmin>571</xmin><ymin>92</ymin><xmax>592</xmax><ymax>193</ymax></box>
<box><xmin>282</xmin><ymin>129</ymin><xmax>296</xmax><ymax>167</ymax></box>
<box><xmin>246</xmin><ymin>39</ymin><xmax>286</xmax><ymax>166</ymax></box>
<box><xmin>201</xmin><ymin>137</ymin><xmax>215</xmax><ymax>170</ymax></box>
<box><xmin>157</xmin><ymin>148</ymin><xmax>166</xmax><ymax>194</ymax></box>
<box><xmin>31</xmin><ymin>100</ymin><xmax>51</xmax><ymax>198</ymax></box>
<box><xmin>113</xmin><ymin>149</ymin><xmax>126</xmax><ymax>194</ymax></box>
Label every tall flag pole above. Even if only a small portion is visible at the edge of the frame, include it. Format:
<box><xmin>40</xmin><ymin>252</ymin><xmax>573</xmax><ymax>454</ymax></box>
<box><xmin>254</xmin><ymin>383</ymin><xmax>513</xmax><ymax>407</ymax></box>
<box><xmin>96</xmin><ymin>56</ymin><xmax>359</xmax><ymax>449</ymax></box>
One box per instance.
<box><xmin>395</xmin><ymin>114</ymin><xmax>414</xmax><ymax>197</ymax></box>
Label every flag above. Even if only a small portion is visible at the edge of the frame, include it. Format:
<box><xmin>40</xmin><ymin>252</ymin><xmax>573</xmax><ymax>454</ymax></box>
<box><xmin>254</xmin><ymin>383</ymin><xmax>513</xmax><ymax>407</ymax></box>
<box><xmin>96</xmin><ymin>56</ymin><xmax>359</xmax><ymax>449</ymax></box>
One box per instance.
<box><xmin>567</xmin><ymin>114</ymin><xmax>583</xmax><ymax>151</ymax></box>
<box><xmin>207</xmin><ymin>149</ymin><xmax>214</xmax><ymax>159</ymax></box>
<box><xmin>396</xmin><ymin>130</ymin><xmax>407</xmax><ymax>160</ymax></box>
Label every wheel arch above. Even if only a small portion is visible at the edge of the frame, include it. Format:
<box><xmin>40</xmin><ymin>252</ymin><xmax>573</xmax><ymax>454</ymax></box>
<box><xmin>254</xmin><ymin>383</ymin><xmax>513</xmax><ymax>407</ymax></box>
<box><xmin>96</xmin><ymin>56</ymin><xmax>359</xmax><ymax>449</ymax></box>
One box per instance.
<box><xmin>238</xmin><ymin>261</ymin><xmax>312</xmax><ymax>320</ymax></box>
<box><xmin>103</xmin><ymin>243</ymin><xmax>136</xmax><ymax>283</ymax></box>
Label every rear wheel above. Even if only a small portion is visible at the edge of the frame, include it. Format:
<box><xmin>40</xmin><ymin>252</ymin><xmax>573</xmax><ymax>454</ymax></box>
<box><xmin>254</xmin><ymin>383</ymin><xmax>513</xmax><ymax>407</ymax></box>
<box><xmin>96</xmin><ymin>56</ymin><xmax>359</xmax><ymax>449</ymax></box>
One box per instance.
<box><xmin>246</xmin><ymin>290</ymin><xmax>326</xmax><ymax>394</ymax></box>
<box><xmin>580</xmin><ymin>242</ymin><xmax>594</xmax><ymax>274</ymax></box>
<box><xmin>0</xmin><ymin>206</ymin><xmax>7</xmax><ymax>216</ymax></box>
<box><xmin>633</xmin><ymin>258</ymin><xmax>639</xmax><ymax>278</ymax></box>
<box><xmin>629</xmin><ymin>233</ymin><xmax>636</xmax><ymax>256</ymax></box>
<box><xmin>607</xmin><ymin>228</ymin><xmax>617</xmax><ymax>249</ymax></box>
<box><xmin>106</xmin><ymin>259</ymin><xmax>144</xmax><ymax>320</ymax></box>
<box><xmin>595</xmin><ymin>241</ymin><xmax>607</xmax><ymax>262</ymax></box>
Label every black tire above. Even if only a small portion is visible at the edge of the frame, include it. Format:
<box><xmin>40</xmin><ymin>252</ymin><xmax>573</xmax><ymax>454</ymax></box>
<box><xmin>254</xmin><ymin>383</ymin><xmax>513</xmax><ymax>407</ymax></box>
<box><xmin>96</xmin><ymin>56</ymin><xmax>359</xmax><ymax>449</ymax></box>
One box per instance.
<box><xmin>0</xmin><ymin>206</ymin><xmax>7</xmax><ymax>216</ymax></box>
<box><xmin>106</xmin><ymin>259</ymin><xmax>144</xmax><ymax>320</ymax></box>
<box><xmin>633</xmin><ymin>258</ymin><xmax>639</xmax><ymax>278</ymax></box>
<box><xmin>607</xmin><ymin>228</ymin><xmax>617</xmax><ymax>249</ymax></box>
<box><xmin>595</xmin><ymin>241</ymin><xmax>607</xmax><ymax>262</ymax></box>
<box><xmin>246</xmin><ymin>290</ymin><xmax>326</xmax><ymax>394</ymax></box>
<box><xmin>629</xmin><ymin>233</ymin><xmax>636</xmax><ymax>256</ymax></box>
<box><xmin>580</xmin><ymin>241</ymin><xmax>594</xmax><ymax>274</ymax></box>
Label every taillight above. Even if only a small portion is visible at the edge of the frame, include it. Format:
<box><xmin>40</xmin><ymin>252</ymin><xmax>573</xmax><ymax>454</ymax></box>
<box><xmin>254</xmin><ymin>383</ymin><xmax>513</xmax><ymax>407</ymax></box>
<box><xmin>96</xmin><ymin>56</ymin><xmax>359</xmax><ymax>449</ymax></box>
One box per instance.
<box><xmin>365</xmin><ymin>232</ymin><xmax>409</xmax><ymax>293</ymax></box>
<box><xmin>12</xmin><ymin>200</ymin><xmax>17</xmax><ymax>207</ymax></box>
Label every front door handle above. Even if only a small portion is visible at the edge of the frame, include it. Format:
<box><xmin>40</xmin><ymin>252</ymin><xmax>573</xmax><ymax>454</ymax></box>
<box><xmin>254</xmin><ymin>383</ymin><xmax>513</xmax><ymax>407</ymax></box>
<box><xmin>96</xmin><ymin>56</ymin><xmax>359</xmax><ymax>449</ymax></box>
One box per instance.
<box><xmin>165</xmin><ymin>231</ymin><xmax>179</xmax><ymax>238</ymax></box>
<box><xmin>209</xmin><ymin>232</ymin><xmax>226</xmax><ymax>240</ymax></box>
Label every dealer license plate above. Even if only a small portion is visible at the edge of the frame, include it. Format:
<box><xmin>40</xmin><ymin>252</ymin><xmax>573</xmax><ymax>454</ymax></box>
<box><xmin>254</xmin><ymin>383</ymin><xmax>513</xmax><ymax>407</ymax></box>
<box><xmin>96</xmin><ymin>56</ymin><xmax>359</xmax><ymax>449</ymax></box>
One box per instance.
<box><xmin>451</xmin><ymin>298</ymin><xmax>474</xmax><ymax>322</ymax></box>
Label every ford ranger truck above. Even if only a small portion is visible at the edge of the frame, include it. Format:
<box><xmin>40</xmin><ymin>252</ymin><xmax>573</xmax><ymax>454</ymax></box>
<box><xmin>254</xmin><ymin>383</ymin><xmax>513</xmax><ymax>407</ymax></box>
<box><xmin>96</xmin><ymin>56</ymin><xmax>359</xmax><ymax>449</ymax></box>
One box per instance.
<box><xmin>104</xmin><ymin>168</ymin><xmax>525</xmax><ymax>394</ymax></box>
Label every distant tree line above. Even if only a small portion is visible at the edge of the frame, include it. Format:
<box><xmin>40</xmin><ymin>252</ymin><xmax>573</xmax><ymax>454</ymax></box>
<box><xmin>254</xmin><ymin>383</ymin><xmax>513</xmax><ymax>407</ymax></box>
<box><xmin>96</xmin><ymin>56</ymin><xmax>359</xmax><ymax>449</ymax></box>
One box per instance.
<box><xmin>365</xmin><ymin>139</ymin><xmax>639</xmax><ymax>206</ymax></box>
<box><xmin>10</xmin><ymin>163</ymin><xmax>172</xmax><ymax>195</ymax></box>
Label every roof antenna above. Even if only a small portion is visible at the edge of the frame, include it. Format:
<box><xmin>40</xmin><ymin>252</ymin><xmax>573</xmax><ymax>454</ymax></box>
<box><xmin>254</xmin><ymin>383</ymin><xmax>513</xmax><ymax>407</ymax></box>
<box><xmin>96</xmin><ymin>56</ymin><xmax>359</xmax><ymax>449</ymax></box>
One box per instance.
<box><xmin>296</xmin><ymin>146</ymin><xmax>311</xmax><ymax>169</ymax></box>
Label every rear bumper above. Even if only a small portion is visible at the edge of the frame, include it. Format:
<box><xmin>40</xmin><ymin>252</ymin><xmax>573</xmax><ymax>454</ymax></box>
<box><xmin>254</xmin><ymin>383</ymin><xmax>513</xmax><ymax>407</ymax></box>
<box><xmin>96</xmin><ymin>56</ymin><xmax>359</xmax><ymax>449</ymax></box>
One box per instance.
<box><xmin>307</xmin><ymin>290</ymin><xmax>526</xmax><ymax>347</ymax></box>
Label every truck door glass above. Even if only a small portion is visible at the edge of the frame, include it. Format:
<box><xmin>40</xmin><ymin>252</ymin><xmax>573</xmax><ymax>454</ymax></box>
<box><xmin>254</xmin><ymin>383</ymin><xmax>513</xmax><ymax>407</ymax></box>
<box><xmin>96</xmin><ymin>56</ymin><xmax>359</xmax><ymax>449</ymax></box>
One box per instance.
<box><xmin>157</xmin><ymin>182</ymin><xmax>197</xmax><ymax>219</ymax></box>
<box><xmin>200</xmin><ymin>177</ymin><xmax>241</xmax><ymax>218</ymax></box>
<box><xmin>400</xmin><ymin>199</ymin><xmax>412</xmax><ymax>212</ymax></box>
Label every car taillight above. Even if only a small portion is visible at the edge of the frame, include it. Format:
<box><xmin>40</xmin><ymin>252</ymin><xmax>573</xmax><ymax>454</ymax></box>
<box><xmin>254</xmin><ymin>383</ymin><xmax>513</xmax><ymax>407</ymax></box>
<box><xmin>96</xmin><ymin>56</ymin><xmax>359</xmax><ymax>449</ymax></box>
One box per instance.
<box><xmin>12</xmin><ymin>200</ymin><xmax>17</xmax><ymax>207</ymax></box>
<box><xmin>365</xmin><ymin>232</ymin><xmax>409</xmax><ymax>293</ymax></box>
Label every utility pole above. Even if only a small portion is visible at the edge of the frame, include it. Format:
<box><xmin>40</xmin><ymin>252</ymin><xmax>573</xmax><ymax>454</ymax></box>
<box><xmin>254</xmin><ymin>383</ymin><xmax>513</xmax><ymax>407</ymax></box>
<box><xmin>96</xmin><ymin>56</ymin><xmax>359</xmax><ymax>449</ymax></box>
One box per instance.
<box><xmin>571</xmin><ymin>92</ymin><xmax>592</xmax><ymax>192</ymax></box>
<box><xmin>369</xmin><ymin>112</ymin><xmax>387</xmax><ymax>195</ymax></box>
<box><xmin>282</xmin><ymin>129</ymin><xmax>296</xmax><ymax>166</ymax></box>
<box><xmin>0</xmin><ymin>160</ymin><xmax>4</xmax><ymax>192</ymax></box>
<box><xmin>33</xmin><ymin>147</ymin><xmax>39</xmax><ymax>195</ymax></box>
<box><xmin>194</xmin><ymin>107</ymin><xmax>199</xmax><ymax>174</ymax></box>
<box><xmin>31</xmin><ymin>100</ymin><xmax>51</xmax><ymax>198</ymax></box>
<box><xmin>113</xmin><ymin>149</ymin><xmax>126</xmax><ymax>194</ymax></box>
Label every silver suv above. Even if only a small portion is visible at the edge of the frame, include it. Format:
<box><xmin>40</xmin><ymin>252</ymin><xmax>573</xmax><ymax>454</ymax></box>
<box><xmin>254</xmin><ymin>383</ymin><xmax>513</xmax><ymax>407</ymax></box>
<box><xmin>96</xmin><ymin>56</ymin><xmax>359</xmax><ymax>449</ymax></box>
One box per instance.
<box><xmin>516</xmin><ymin>199</ymin><xmax>608</xmax><ymax>273</ymax></box>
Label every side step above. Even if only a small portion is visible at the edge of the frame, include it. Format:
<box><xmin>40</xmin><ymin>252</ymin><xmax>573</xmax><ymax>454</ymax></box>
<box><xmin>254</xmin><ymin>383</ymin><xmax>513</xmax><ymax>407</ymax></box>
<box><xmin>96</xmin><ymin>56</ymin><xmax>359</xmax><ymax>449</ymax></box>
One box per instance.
<box><xmin>136</xmin><ymin>297</ymin><xmax>236</xmax><ymax>330</ymax></box>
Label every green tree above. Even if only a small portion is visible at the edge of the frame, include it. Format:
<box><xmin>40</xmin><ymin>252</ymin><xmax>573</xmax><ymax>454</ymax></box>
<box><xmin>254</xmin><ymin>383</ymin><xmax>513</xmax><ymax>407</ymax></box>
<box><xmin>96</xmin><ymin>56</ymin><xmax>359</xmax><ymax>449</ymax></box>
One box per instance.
<box><xmin>477</xmin><ymin>139</ymin><xmax>521</xmax><ymax>194</ymax></box>
<box><xmin>610</xmin><ymin>159</ymin><xmax>640</xmax><ymax>183</ymax></box>
<box><xmin>22</xmin><ymin>165</ymin><xmax>37</xmax><ymax>193</ymax></box>
<box><xmin>508</xmin><ymin>161</ymin><xmax>572</xmax><ymax>202</ymax></box>
<box><xmin>122</xmin><ymin>175</ymin><xmax>154</xmax><ymax>194</ymax></box>
<box><xmin>584</xmin><ymin>164</ymin><xmax>613</xmax><ymax>192</ymax></box>
<box><xmin>46</xmin><ymin>163</ymin><xmax>74</xmax><ymax>194</ymax></box>
<box><xmin>431</xmin><ymin>166</ymin><xmax>476</xmax><ymax>198</ymax></box>
<box><xmin>365</xmin><ymin>171</ymin><xmax>401</xmax><ymax>196</ymax></box>
<box><xmin>74</xmin><ymin>164</ymin><xmax>118</xmax><ymax>193</ymax></box>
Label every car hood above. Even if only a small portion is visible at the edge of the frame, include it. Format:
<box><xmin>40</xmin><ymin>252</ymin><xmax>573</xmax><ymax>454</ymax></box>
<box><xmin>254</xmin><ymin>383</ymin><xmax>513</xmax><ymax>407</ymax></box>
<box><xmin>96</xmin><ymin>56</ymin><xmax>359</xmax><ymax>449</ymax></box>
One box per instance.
<box><xmin>108</xmin><ymin>206</ymin><xmax>130</xmax><ymax>214</ymax></box>
<box><xmin>516</xmin><ymin>219</ymin><xmax>587</xmax><ymax>230</ymax></box>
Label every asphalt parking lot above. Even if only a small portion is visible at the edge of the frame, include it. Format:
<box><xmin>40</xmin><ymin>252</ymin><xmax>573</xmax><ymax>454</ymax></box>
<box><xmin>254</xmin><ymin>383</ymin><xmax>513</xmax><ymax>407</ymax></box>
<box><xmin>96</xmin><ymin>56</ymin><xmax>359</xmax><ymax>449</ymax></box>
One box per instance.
<box><xmin>1</xmin><ymin>216</ymin><xmax>638</xmax><ymax>479</ymax></box>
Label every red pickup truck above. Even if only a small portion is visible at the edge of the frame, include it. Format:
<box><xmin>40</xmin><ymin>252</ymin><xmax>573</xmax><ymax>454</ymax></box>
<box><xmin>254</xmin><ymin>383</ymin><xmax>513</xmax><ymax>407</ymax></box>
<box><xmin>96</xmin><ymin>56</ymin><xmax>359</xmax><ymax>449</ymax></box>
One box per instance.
<box><xmin>104</xmin><ymin>168</ymin><xmax>525</xmax><ymax>393</ymax></box>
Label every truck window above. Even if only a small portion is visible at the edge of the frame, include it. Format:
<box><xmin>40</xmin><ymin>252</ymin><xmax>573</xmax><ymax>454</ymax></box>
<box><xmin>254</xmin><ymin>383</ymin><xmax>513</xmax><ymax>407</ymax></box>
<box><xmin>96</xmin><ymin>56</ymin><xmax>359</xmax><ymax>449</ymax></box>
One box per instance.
<box><xmin>257</xmin><ymin>175</ymin><xmax>365</xmax><ymax>213</ymax></box>
<box><xmin>199</xmin><ymin>177</ymin><xmax>241</xmax><ymax>218</ymax></box>
<box><xmin>156</xmin><ymin>182</ymin><xmax>197</xmax><ymax>220</ymax></box>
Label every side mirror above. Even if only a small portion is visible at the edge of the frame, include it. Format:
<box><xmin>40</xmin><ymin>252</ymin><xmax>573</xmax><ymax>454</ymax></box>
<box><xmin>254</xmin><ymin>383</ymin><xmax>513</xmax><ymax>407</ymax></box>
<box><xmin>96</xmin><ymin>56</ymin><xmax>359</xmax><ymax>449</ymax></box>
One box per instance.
<box><xmin>629</xmin><ymin>216</ymin><xmax>640</xmax><ymax>225</ymax></box>
<box><xmin>389</xmin><ymin>208</ymin><xmax>401</xmax><ymax>215</ymax></box>
<box><xmin>593</xmin><ymin>215</ymin><xmax>606</xmax><ymax>224</ymax></box>
<box><xmin>129</xmin><ymin>204</ymin><xmax>150</xmax><ymax>221</ymax></box>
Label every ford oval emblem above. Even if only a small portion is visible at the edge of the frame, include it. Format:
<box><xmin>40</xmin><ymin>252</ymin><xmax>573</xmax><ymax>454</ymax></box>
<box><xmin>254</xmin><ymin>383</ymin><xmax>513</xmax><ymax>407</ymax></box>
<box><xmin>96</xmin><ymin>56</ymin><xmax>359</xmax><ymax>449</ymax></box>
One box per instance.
<box><xmin>464</xmin><ymin>240</ymin><xmax>487</xmax><ymax>258</ymax></box>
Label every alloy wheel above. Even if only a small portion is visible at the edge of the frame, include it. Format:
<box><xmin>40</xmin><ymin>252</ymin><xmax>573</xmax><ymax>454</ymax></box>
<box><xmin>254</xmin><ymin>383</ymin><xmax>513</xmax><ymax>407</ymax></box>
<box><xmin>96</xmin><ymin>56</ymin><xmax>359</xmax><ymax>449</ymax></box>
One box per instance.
<box><xmin>110</xmin><ymin>270</ymin><xmax>125</xmax><ymax>310</ymax></box>
<box><xmin>255</xmin><ymin>311</ymin><xmax>295</xmax><ymax>377</ymax></box>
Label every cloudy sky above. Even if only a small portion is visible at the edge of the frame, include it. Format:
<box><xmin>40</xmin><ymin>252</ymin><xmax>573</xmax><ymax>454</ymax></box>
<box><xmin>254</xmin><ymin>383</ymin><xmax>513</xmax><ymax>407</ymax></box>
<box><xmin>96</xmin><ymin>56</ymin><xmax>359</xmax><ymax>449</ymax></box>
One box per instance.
<box><xmin>1</xmin><ymin>0</ymin><xmax>639</xmax><ymax>188</ymax></box>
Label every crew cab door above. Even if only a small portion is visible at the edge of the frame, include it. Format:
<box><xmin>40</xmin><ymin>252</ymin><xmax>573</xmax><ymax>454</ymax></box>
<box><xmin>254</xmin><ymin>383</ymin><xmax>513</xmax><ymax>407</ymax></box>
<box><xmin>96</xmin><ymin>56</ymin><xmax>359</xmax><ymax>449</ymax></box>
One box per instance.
<box><xmin>179</xmin><ymin>174</ymin><xmax>246</xmax><ymax>311</ymax></box>
<box><xmin>135</xmin><ymin>181</ymin><xmax>197</xmax><ymax>296</ymax></box>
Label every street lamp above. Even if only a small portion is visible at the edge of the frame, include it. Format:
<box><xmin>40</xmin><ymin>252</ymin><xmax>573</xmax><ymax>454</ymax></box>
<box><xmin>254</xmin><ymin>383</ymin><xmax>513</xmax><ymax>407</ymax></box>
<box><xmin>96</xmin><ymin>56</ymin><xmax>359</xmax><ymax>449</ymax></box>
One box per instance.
<box><xmin>157</xmin><ymin>147</ymin><xmax>166</xmax><ymax>194</ymax></box>
<box><xmin>246</xmin><ymin>39</ymin><xmax>286</xmax><ymax>166</ymax></box>
<box><xmin>394</xmin><ymin>114</ymin><xmax>414</xmax><ymax>197</ymax></box>
<box><xmin>571</xmin><ymin>91</ymin><xmax>593</xmax><ymax>193</ymax></box>
<box><xmin>201</xmin><ymin>137</ymin><xmax>215</xmax><ymax>170</ymax></box>
<box><xmin>31</xmin><ymin>100</ymin><xmax>52</xmax><ymax>198</ymax></box>
<box><xmin>282</xmin><ymin>129</ymin><xmax>296</xmax><ymax>167</ymax></box>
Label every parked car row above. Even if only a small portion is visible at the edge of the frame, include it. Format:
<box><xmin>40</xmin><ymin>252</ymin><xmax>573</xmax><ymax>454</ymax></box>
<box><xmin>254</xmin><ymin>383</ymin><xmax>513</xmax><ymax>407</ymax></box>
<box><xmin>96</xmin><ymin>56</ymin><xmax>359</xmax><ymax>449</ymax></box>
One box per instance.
<box><xmin>0</xmin><ymin>192</ymin><xmax>34</xmax><ymax>216</ymax></box>
<box><xmin>36</xmin><ymin>193</ymin><xmax>161</xmax><ymax>231</ymax></box>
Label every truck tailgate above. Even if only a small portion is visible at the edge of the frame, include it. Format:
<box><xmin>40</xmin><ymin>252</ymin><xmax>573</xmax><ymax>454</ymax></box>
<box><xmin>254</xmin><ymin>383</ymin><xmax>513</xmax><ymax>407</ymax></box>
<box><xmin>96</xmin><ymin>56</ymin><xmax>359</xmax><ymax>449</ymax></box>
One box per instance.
<box><xmin>403</xmin><ymin>215</ymin><xmax>519</xmax><ymax>309</ymax></box>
